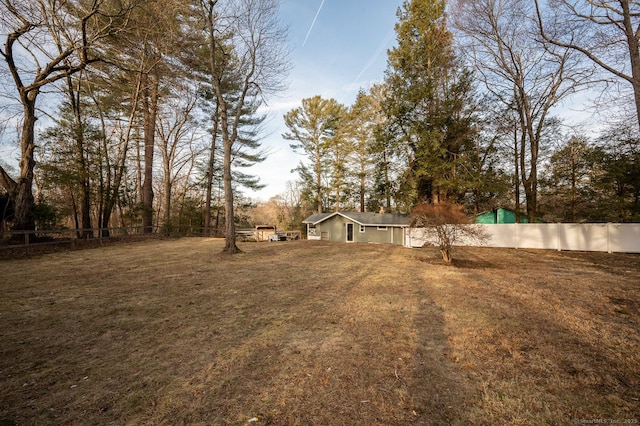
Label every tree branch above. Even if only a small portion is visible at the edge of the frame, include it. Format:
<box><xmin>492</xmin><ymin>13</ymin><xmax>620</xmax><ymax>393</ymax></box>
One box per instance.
<box><xmin>0</xmin><ymin>165</ymin><xmax>17</xmax><ymax>196</ymax></box>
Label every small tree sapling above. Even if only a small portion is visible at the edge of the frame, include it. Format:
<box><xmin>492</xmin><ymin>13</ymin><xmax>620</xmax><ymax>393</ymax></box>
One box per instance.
<box><xmin>410</xmin><ymin>201</ymin><xmax>488</xmax><ymax>263</ymax></box>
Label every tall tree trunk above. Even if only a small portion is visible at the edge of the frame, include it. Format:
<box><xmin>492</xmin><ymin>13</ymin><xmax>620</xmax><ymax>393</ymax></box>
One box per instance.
<box><xmin>142</xmin><ymin>73</ymin><xmax>159</xmax><ymax>234</ymax></box>
<box><xmin>215</xmin><ymin>183</ymin><xmax>222</xmax><ymax>234</ymax></box>
<box><xmin>617</xmin><ymin>0</ymin><xmax>640</xmax><ymax>130</ymax></box>
<box><xmin>334</xmin><ymin>157</ymin><xmax>340</xmax><ymax>212</ymax></box>
<box><xmin>521</xmin><ymin>132</ymin><xmax>538</xmax><ymax>223</ymax></box>
<box><xmin>516</xmin><ymin>91</ymin><xmax>539</xmax><ymax>224</ymax></box>
<box><xmin>204</xmin><ymin>105</ymin><xmax>219</xmax><ymax>235</ymax></box>
<box><xmin>66</xmin><ymin>72</ymin><xmax>93</xmax><ymax>237</ymax></box>
<box><xmin>384</xmin><ymin>149</ymin><xmax>391</xmax><ymax>210</ymax></box>
<box><xmin>571</xmin><ymin>144</ymin><xmax>577</xmax><ymax>223</ymax></box>
<box><xmin>163</xmin><ymin>167</ymin><xmax>172</xmax><ymax>235</ymax></box>
<box><xmin>0</xmin><ymin>83</ymin><xmax>37</xmax><ymax>233</ymax></box>
<box><xmin>514</xmin><ymin>123</ymin><xmax>521</xmax><ymax>223</ymax></box>
<box><xmin>206</xmin><ymin>0</ymin><xmax>240</xmax><ymax>253</ymax></box>
<box><xmin>360</xmin><ymin>168</ymin><xmax>366</xmax><ymax>213</ymax></box>
<box><xmin>221</xmin><ymin>112</ymin><xmax>239</xmax><ymax>253</ymax></box>
<box><xmin>71</xmin><ymin>193</ymin><xmax>80</xmax><ymax>234</ymax></box>
<box><xmin>316</xmin><ymin>147</ymin><xmax>322</xmax><ymax>213</ymax></box>
<box><xmin>13</xmin><ymin>97</ymin><xmax>37</xmax><ymax>232</ymax></box>
<box><xmin>523</xmin><ymin>179</ymin><xmax>537</xmax><ymax>223</ymax></box>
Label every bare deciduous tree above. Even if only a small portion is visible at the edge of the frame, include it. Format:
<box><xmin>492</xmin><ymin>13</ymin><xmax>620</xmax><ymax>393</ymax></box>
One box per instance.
<box><xmin>156</xmin><ymin>83</ymin><xmax>200</xmax><ymax>233</ymax></box>
<box><xmin>0</xmin><ymin>0</ymin><xmax>134</xmax><ymax>231</ymax></box>
<box><xmin>534</xmin><ymin>0</ymin><xmax>640</xmax><ymax>130</ymax></box>
<box><xmin>452</xmin><ymin>0</ymin><xmax>592</xmax><ymax>222</ymax></box>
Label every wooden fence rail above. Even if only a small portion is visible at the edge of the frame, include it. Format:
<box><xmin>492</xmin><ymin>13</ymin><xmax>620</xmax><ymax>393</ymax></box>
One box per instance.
<box><xmin>0</xmin><ymin>227</ymin><xmax>162</xmax><ymax>256</ymax></box>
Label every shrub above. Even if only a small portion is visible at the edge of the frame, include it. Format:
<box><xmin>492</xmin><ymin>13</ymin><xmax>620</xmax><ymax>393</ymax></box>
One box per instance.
<box><xmin>410</xmin><ymin>201</ymin><xmax>487</xmax><ymax>263</ymax></box>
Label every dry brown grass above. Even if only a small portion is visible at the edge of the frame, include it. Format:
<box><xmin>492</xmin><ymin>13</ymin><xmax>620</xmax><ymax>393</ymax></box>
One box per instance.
<box><xmin>0</xmin><ymin>239</ymin><xmax>638</xmax><ymax>425</ymax></box>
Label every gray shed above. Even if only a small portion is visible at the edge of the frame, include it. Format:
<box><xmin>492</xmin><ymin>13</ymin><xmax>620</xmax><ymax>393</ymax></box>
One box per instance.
<box><xmin>302</xmin><ymin>212</ymin><xmax>410</xmax><ymax>246</ymax></box>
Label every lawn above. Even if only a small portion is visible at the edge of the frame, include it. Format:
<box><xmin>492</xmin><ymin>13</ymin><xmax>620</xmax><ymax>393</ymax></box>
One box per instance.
<box><xmin>0</xmin><ymin>238</ymin><xmax>638</xmax><ymax>425</ymax></box>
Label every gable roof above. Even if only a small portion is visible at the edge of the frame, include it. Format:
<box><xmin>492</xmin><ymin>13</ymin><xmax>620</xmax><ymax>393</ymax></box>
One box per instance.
<box><xmin>303</xmin><ymin>212</ymin><xmax>410</xmax><ymax>226</ymax></box>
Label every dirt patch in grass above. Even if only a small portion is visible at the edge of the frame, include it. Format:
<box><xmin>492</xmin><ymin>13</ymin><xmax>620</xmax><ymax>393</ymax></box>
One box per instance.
<box><xmin>0</xmin><ymin>240</ymin><xmax>638</xmax><ymax>425</ymax></box>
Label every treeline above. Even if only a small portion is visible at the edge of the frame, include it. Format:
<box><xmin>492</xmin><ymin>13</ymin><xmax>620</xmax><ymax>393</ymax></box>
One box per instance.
<box><xmin>0</xmin><ymin>0</ymin><xmax>288</xmax><ymax>252</ymax></box>
<box><xmin>1</xmin><ymin>0</ymin><xmax>639</xmax><ymax>247</ymax></box>
<box><xmin>282</xmin><ymin>0</ymin><xmax>640</xmax><ymax>224</ymax></box>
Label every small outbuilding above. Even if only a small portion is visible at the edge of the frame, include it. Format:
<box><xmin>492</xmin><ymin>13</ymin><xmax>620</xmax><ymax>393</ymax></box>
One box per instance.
<box><xmin>254</xmin><ymin>225</ymin><xmax>277</xmax><ymax>242</ymax></box>
<box><xmin>476</xmin><ymin>207</ymin><xmax>533</xmax><ymax>224</ymax></box>
<box><xmin>302</xmin><ymin>211</ymin><xmax>410</xmax><ymax>246</ymax></box>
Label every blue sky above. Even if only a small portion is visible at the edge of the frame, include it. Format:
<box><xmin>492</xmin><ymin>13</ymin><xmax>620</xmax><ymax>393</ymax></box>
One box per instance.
<box><xmin>249</xmin><ymin>0</ymin><xmax>404</xmax><ymax>201</ymax></box>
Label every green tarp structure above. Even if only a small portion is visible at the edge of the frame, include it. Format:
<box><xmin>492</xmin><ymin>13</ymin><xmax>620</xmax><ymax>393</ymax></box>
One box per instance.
<box><xmin>476</xmin><ymin>208</ymin><xmax>531</xmax><ymax>224</ymax></box>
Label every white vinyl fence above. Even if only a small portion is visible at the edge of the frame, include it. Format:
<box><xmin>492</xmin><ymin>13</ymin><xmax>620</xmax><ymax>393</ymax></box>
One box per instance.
<box><xmin>406</xmin><ymin>223</ymin><xmax>640</xmax><ymax>253</ymax></box>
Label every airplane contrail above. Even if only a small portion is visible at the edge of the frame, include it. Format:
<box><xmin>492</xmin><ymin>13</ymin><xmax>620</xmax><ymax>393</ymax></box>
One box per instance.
<box><xmin>302</xmin><ymin>0</ymin><xmax>325</xmax><ymax>47</ymax></box>
<box><xmin>351</xmin><ymin>28</ymin><xmax>395</xmax><ymax>86</ymax></box>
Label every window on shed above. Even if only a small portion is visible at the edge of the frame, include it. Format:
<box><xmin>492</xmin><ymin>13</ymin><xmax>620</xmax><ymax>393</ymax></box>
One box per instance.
<box><xmin>377</xmin><ymin>226</ymin><xmax>388</xmax><ymax>231</ymax></box>
<box><xmin>359</xmin><ymin>225</ymin><xmax>365</xmax><ymax>233</ymax></box>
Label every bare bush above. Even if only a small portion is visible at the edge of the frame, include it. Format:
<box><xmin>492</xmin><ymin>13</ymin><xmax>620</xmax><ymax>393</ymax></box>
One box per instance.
<box><xmin>410</xmin><ymin>201</ymin><xmax>488</xmax><ymax>263</ymax></box>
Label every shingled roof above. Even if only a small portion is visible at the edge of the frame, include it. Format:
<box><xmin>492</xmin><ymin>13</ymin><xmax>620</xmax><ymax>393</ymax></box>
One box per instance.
<box><xmin>302</xmin><ymin>212</ymin><xmax>410</xmax><ymax>226</ymax></box>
